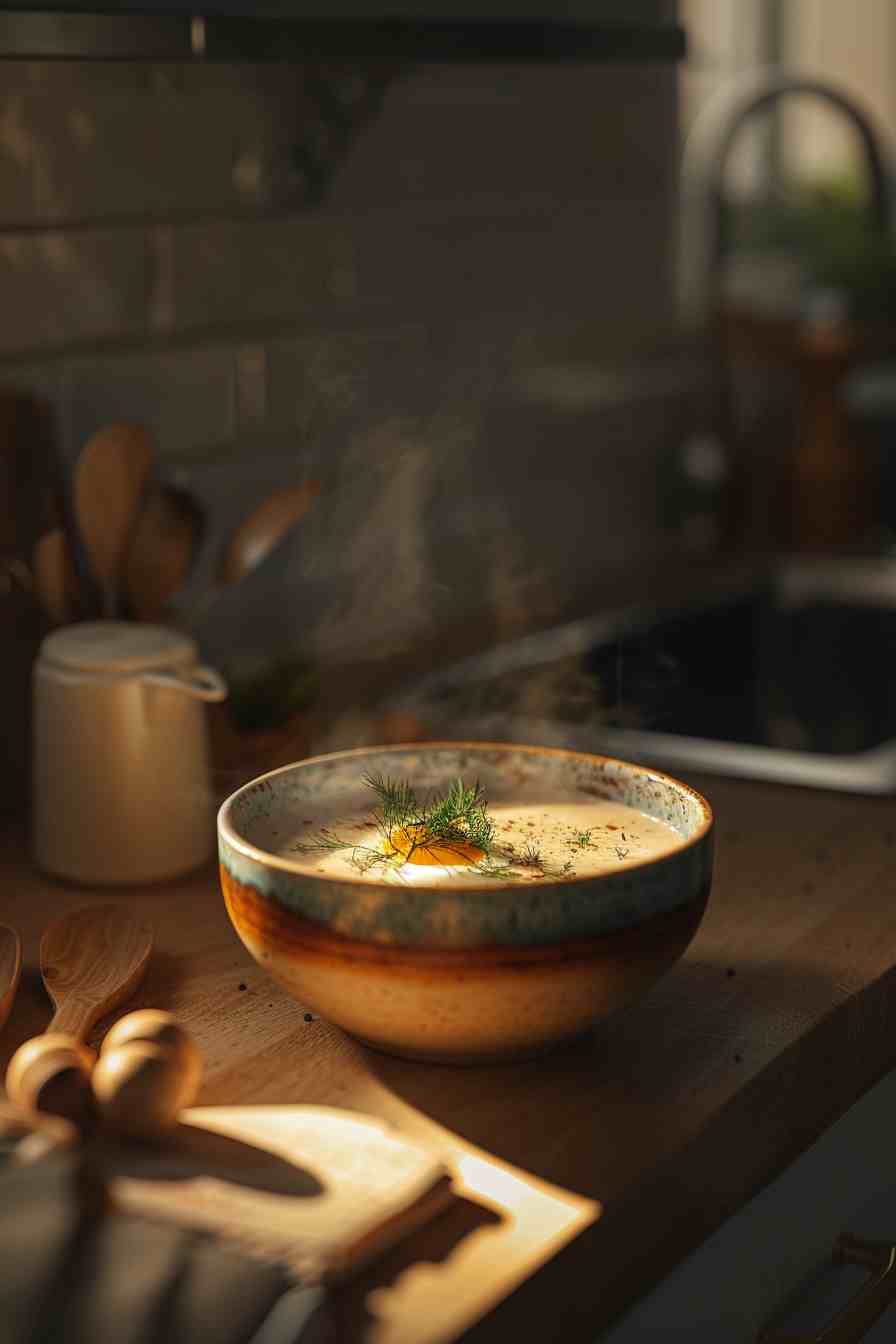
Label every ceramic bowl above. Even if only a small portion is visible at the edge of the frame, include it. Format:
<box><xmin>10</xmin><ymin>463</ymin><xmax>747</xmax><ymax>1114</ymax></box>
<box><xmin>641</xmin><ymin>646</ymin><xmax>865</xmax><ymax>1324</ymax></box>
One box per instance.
<box><xmin>218</xmin><ymin>743</ymin><xmax>713</xmax><ymax>1063</ymax></box>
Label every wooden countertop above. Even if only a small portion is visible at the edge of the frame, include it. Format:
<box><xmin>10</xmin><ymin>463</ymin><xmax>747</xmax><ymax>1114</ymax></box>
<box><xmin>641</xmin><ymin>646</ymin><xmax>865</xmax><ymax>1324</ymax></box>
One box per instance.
<box><xmin>3</xmin><ymin>771</ymin><xmax>896</xmax><ymax>1342</ymax></box>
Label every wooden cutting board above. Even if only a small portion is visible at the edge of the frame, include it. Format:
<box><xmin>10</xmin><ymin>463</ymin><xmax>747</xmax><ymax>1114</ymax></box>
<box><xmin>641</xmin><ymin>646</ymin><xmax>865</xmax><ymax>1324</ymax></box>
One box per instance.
<box><xmin>106</xmin><ymin>1105</ymin><xmax>456</xmax><ymax>1284</ymax></box>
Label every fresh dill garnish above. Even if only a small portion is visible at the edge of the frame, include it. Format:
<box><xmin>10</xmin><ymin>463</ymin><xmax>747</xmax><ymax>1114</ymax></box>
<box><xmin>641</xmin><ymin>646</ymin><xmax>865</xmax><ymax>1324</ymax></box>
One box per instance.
<box><xmin>364</xmin><ymin>772</ymin><xmax>495</xmax><ymax>860</ymax></box>
<box><xmin>363</xmin><ymin>771</ymin><xmax>417</xmax><ymax>836</ymax></box>
<box><xmin>290</xmin><ymin>772</ymin><xmax>610</xmax><ymax>882</ymax></box>
<box><xmin>312</xmin><ymin>827</ymin><xmax>353</xmax><ymax>851</ymax></box>
<box><xmin>294</xmin><ymin>772</ymin><xmax>498</xmax><ymax>874</ymax></box>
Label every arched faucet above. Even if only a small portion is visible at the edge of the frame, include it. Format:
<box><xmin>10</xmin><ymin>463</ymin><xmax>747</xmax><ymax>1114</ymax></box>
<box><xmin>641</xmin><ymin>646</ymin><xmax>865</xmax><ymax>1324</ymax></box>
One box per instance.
<box><xmin>676</xmin><ymin>69</ymin><xmax>893</xmax><ymax>550</ymax></box>
<box><xmin>679</xmin><ymin>67</ymin><xmax>892</xmax><ymax>329</ymax></box>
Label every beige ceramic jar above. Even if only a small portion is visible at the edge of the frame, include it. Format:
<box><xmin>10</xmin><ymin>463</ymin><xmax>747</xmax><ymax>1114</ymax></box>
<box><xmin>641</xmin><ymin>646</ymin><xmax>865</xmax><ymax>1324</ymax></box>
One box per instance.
<box><xmin>32</xmin><ymin>622</ymin><xmax>226</xmax><ymax>885</ymax></box>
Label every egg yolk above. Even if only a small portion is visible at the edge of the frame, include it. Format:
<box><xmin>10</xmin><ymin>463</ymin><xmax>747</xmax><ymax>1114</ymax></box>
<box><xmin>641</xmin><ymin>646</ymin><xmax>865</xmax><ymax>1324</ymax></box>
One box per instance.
<box><xmin>387</xmin><ymin>825</ymin><xmax>484</xmax><ymax>867</ymax></box>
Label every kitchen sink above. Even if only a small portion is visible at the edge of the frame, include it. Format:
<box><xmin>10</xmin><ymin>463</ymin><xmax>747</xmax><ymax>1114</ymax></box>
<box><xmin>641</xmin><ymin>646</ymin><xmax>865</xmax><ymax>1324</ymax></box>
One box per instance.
<box><xmin>394</xmin><ymin>556</ymin><xmax>896</xmax><ymax>794</ymax></box>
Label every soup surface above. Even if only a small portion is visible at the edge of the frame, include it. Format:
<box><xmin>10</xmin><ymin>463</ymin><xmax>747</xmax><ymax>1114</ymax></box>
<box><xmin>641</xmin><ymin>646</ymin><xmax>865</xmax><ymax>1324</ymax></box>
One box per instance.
<box><xmin>277</xmin><ymin>792</ymin><xmax>686</xmax><ymax>886</ymax></box>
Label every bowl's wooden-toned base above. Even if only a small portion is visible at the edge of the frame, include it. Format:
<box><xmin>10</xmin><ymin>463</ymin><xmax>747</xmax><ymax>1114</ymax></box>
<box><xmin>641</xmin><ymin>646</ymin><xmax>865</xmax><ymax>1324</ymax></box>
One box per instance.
<box><xmin>222</xmin><ymin>867</ymin><xmax>710</xmax><ymax>1064</ymax></box>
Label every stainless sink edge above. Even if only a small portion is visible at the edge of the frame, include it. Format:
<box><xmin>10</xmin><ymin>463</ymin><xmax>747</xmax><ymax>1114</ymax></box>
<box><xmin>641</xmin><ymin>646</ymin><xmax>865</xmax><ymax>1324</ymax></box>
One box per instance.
<box><xmin>586</xmin><ymin>727</ymin><xmax>896</xmax><ymax>795</ymax></box>
<box><xmin>427</xmin><ymin>714</ymin><xmax>896</xmax><ymax>796</ymax></box>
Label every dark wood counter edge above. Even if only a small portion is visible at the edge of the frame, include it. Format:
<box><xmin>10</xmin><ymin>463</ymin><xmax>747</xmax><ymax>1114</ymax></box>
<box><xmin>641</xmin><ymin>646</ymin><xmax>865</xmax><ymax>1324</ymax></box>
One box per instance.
<box><xmin>463</xmin><ymin>962</ymin><xmax>896</xmax><ymax>1342</ymax></box>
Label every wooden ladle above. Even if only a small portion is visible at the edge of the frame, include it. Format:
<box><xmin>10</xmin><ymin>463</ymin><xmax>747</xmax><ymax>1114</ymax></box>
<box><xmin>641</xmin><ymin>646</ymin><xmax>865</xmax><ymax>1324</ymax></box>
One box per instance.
<box><xmin>5</xmin><ymin>905</ymin><xmax>153</xmax><ymax>1126</ymax></box>
<box><xmin>217</xmin><ymin>480</ymin><xmax>320</xmax><ymax>587</ymax></box>
<box><xmin>0</xmin><ymin>924</ymin><xmax>22</xmax><ymax>1031</ymax></box>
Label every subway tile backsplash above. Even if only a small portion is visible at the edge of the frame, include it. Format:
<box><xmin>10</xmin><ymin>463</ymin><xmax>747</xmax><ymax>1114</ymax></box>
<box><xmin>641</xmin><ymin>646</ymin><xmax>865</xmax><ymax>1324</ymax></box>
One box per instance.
<box><xmin>169</xmin><ymin>214</ymin><xmax>351</xmax><ymax>331</ymax></box>
<box><xmin>2</xmin><ymin>61</ymin><xmax>305</xmax><ymax>225</ymax></box>
<box><xmin>2</xmin><ymin>53</ymin><xmax>685</xmax><ymax>668</ymax></box>
<box><xmin>0</xmin><ymin>227</ymin><xmax>147</xmax><ymax>354</ymax></box>
<box><xmin>67</xmin><ymin>345</ymin><xmax>237</xmax><ymax>461</ymax></box>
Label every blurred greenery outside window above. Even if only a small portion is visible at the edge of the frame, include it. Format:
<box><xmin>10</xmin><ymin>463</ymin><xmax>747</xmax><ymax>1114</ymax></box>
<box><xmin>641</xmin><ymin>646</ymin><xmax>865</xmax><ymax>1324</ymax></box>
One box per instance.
<box><xmin>680</xmin><ymin>0</ymin><xmax>896</xmax><ymax>322</ymax></box>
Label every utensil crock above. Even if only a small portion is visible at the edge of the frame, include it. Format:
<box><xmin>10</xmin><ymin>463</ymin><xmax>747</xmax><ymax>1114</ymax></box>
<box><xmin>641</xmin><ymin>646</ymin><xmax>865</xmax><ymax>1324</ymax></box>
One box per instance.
<box><xmin>32</xmin><ymin>621</ymin><xmax>226</xmax><ymax>884</ymax></box>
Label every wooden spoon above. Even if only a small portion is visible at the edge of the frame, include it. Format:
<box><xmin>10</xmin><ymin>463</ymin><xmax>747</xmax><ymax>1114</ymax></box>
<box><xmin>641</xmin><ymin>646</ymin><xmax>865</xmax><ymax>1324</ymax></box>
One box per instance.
<box><xmin>0</xmin><ymin>924</ymin><xmax>21</xmax><ymax>1032</ymax></box>
<box><xmin>32</xmin><ymin>527</ymin><xmax>79</xmax><ymax>625</ymax></box>
<box><xmin>217</xmin><ymin>480</ymin><xmax>319</xmax><ymax>587</ymax></box>
<box><xmin>124</xmin><ymin>481</ymin><xmax>204</xmax><ymax>621</ymax></box>
<box><xmin>73</xmin><ymin>424</ymin><xmax>154</xmax><ymax>617</ymax></box>
<box><xmin>5</xmin><ymin>905</ymin><xmax>153</xmax><ymax>1126</ymax></box>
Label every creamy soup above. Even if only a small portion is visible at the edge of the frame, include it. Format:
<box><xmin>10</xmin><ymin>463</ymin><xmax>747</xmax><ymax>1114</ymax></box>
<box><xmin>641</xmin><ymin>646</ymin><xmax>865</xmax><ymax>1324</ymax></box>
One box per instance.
<box><xmin>281</xmin><ymin>794</ymin><xmax>686</xmax><ymax>886</ymax></box>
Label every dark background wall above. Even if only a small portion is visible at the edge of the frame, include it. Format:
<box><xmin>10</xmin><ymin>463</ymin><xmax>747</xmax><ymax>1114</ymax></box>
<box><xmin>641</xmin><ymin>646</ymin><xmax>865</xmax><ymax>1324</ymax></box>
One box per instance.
<box><xmin>1</xmin><ymin>44</ymin><xmax>685</xmax><ymax>705</ymax></box>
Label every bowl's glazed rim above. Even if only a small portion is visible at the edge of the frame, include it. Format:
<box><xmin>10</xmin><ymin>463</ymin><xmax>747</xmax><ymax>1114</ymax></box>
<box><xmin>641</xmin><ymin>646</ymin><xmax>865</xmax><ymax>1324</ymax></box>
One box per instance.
<box><xmin>217</xmin><ymin>740</ymin><xmax>714</xmax><ymax>894</ymax></box>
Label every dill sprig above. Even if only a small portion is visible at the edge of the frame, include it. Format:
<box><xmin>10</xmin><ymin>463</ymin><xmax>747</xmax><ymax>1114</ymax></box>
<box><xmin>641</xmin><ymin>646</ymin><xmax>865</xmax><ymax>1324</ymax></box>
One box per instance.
<box><xmin>422</xmin><ymin>777</ymin><xmax>494</xmax><ymax>850</ymax></box>
<box><xmin>363</xmin><ymin>771</ymin><xmax>417</xmax><ymax>835</ymax></box>
<box><xmin>364</xmin><ymin>771</ymin><xmax>495</xmax><ymax>857</ymax></box>
<box><xmin>518</xmin><ymin>842</ymin><xmax>543</xmax><ymax>868</ymax></box>
<box><xmin>293</xmin><ymin>773</ymin><xmax>496</xmax><ymax>872</ymax></box>
<box><xmin>311</xmin><ymin>827</ymin><xmax>353</xmax><ymax>851</ymax></box>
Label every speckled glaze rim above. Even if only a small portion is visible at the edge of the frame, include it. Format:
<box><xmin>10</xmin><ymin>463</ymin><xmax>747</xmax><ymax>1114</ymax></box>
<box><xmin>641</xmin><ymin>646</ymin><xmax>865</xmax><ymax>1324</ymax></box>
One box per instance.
<box><xmin>218</xmin><ymin>740</ymin><xmax>714</xmax><ymax>895</ymax></box>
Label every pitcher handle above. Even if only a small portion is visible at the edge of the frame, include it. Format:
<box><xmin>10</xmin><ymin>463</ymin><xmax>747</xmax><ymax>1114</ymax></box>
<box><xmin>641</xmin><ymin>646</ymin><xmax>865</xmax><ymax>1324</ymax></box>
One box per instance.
<box><xmin>141</xmin><ymin>665</ymin><xmax>228</xmax><ymax>702</ymax></box>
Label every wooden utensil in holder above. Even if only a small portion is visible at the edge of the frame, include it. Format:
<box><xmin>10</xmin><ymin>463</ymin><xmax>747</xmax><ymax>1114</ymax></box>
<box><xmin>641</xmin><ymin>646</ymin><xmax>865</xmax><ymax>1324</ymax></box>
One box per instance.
<box><xmin>217</xmin><ymin>481</ymin><xmax>319</xmax><ymax>588</ymax></box>
<box><xmin>31</xmin><ymin>526</ymin><xmax>79</xmax><ymax>626</ymax></box>
<box><xmin>73</xmin><ymin>424</ymin><xmax>154</xmax><ymax>617</ymax></box>
<box><xmin>0</xmin><ymin>924</ymin><xmax>21</xmax><ymax>1032</ymax></box>
<box><xmin>124</xmin><ymin>482</ymin><xmax>204</xmax><ymax>621</ymax></box>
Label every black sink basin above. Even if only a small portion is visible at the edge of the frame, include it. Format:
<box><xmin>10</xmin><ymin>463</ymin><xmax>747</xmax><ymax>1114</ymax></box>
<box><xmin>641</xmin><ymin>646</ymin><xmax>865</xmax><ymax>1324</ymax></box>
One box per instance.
<box><xmin>586</xmin><ymin>586</ymin><xmax>896</xmax><ymax>757</ymax></box>
<box><xmin>395</xmin><ymin>557</ymin><xmax>896</xmax><ymax>794</ymax></box>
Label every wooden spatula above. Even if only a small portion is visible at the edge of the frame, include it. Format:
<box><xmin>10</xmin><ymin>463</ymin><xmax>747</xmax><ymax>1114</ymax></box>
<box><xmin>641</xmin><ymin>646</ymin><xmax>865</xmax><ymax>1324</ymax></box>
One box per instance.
<box><xmin>0</xmin><ymin>924</ymin><xmax>21</xmax><ymax>1032</ymax></box>
<box><xmin>5</xmin><ymin>905</ymin><xmax>153</xmax><ymax>1126</ymax></box>
<box><xmin>31</xmin><ymin>527</ymin><xmax>79</xmax><ymax>625</ymax></box>
<box><xmin>124</xmin><ymin>481</ymin><xmax>204</xmax><ymax>621</ymax></box>
<box><xmin>217</xmin><ymin>481</ymin><xmax>319</xmax><ymax>588</ymax></box>
<box><xmin>73</xmin><ymin>424</ymin><xmax>154</xmax><ymax>617</ymax></box>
